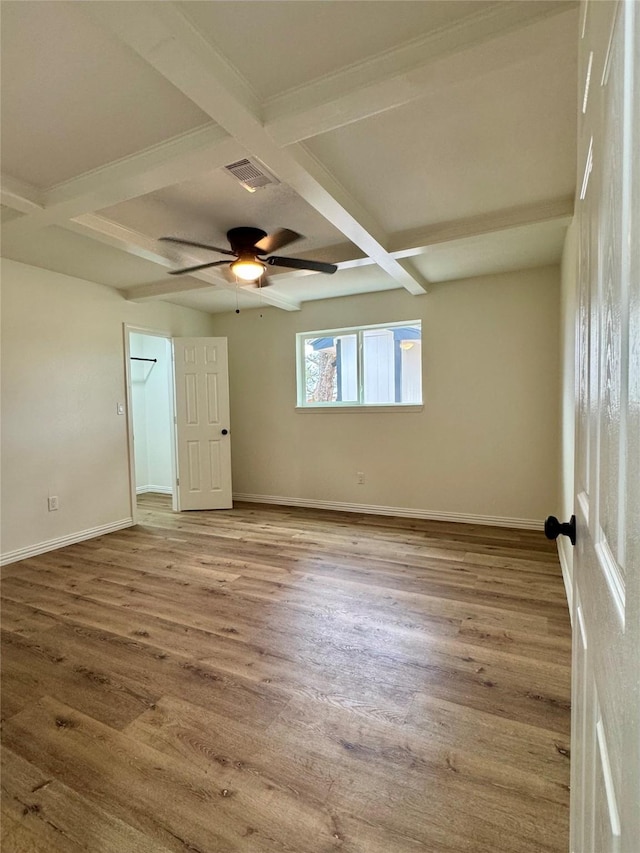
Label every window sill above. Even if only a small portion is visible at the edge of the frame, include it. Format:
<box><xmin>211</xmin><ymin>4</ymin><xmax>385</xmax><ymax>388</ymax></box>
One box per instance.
<box><xmin>295</xmin><ymin>405</ymin><xmax>423</xmax><ymax>414</ymax></box>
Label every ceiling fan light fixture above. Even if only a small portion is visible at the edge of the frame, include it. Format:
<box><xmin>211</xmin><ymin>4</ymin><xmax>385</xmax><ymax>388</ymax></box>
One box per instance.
<box><xmin>230</xmin><ymin>256</ymin><xmax>265</xmax><ymax>282</ymax></box>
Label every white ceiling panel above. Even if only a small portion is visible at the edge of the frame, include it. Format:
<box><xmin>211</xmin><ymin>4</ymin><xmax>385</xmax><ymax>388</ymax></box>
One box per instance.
<box><xmin>181</xmin><ymin>1</ymin><xmax>494</xmax><ymax>101</ymax></box>
<box><xmin>266</xmin><ymin>264</ymin><xmax>400</xmax><ymax>304</ymax></box>
<box><xmin>163</xmin><ymin>285</ymin><xmax>268</xmax><ymax>314</ymax></box>
<box><xmin>0</xmin><ymin>225</ymin><xmax>171</xmax><ymax>289</ymax></box>
<box><xmin>306</xmin><ymin>11</ymin><xmax>577</xmax><ymax>234</ymax></box>
<box><xmin>410</xmin><ymin>219</ymin><xmax>570</xmax><ymax>282</ymax></box>
<box><xmin>0</xmin><ymin>1</ymin><xmax>209</xmax><ymax>188</ymax></box>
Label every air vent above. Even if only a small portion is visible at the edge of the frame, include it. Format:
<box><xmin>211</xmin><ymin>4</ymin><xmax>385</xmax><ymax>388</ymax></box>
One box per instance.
<box><xmin>223</xmin><ymin>158</ymin><xmax>279</xmax><ymax>193</ymax></box>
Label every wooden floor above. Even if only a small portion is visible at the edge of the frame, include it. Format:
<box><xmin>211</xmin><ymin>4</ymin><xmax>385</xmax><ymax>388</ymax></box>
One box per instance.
<box><xmin>1</xmin><ymin>495</ymin><xmax>572</xmax><ymax>853</ymax></box>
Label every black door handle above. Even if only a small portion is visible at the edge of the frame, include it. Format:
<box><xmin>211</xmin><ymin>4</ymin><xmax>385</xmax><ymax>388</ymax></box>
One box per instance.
<box><xmin>221</xmin><ymin>429</ymin><xmax>228</xmax><ymax>435</ymax></box>
<box><xmin>544</xmin><ymin>515</ymin><xmax>576</xmax><ymax>546</ymax></box>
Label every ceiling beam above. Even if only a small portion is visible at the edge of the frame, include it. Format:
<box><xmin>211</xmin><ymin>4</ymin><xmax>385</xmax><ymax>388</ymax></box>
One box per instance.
<box><xmin>123</xmin><ymin>279</ymin><xmax>220</xmax><ymax>302</ymax></box>
<box><xmin>2</xmin><ymin>124</ymin><xmax>244</xmax><ymax>238</ymax></box>
<box><xmin>83</xmin><ymin>1</ymin><xmax>429</xmax><ymax>297</ymax></box>
<box><xmin>66</xmin><ymin>214</ymin><xmax>301</xmax><ymax>311</ymax></box>
<box><xmin>1</xmin><ymin>174</ymin><xmax>44</xmax><ymax>214</ymax></box>
<box><xmin>66</xmin><ymin>214</ymin><xmax>185</xmax><ymax>268</ymax></box>
<box><xmin>123</xmin><ymin>278</ymin><xmax>299</xmax><ymax>312</ymax></box>
<box><xmin>389</xmin><ymin>196</ymin><xmax>575</xmax><ymax>257</ymax></box>
<box><xmin>273</xmin><ymin>196</ymin><xmax>575</xmax><ymax>276</ymax></box>
<box><xmin>265</xmin><ymin>6</ymin><xmax>579</xmax><ymax>145</ymax></box>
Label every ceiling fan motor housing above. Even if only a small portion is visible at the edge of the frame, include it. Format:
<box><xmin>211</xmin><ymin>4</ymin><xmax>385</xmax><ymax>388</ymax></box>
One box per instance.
<box><xmin>227</xmin><ymin>227</ymin><xmax>267</xmax><ymax>255</ymax></box>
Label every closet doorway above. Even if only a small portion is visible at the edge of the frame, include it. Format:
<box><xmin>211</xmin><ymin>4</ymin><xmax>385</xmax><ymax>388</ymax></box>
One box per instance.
<box><xmin>125</xmin><ymin>327</ymin><xmax>177</xmax><ymax>521</ymax></box>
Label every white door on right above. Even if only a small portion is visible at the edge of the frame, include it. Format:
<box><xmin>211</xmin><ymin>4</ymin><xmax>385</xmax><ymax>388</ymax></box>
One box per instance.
<box><xmin>572</xmin><ymin>2</ymin><xmax>639</xmax><ymax>852</ymax></box>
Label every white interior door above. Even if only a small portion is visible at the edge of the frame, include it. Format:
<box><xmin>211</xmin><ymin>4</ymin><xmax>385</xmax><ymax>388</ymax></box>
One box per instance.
<box><xmin>173</xmin><ymin>337</ymin><xmax>232</xmax><ymax>511</ymax></box>
<box><xmin>572</xmin><ymin>2</ymin><xmax>639</xmax><ymax>851</ymax></box>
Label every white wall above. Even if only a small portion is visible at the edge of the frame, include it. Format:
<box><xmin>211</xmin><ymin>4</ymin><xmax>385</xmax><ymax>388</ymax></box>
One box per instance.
<box><xmin>130</xmin><ymin>333</ymin><xmax>173</xmax><ymax>494</ymax></box>
<box><xmin>0</xmin><ymin>259</ymin><xmax>216</xmax><ymax>563</ymax></box>
<box><xmin>212</xmin><ymin>266</ymin><xmax>561</xmax><ymax>526</ymax></box>
<box><xmin>131</xmin><ymin>338</ymin><xmax>149</xmax><ymax>489</ymax></box>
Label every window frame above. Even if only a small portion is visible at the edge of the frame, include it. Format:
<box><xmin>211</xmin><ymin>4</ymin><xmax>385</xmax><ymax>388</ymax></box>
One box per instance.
<box><xmin>296</xmin><ymin>320</ymin><xmax>423</xmax><ymax>410</ymax></box>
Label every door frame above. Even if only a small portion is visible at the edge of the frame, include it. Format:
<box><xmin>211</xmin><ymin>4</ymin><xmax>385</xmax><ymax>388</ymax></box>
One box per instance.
<box><xmin>123</xmin><ymin>324</ymin><xmax>178</xmax><ymax>523</ymax></box>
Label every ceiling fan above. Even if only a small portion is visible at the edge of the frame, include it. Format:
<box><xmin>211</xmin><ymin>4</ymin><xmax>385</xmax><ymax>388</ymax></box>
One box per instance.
<box><xmin>159</xmin><ymin>226</ymin><xmax>338</xmax><ymax>286</ymax></box>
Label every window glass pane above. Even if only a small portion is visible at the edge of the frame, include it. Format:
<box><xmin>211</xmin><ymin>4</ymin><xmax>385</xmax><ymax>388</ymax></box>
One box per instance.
<box><xmin>303</xmin><ymin>334</ymin><xmax>357</xmax><ymax>403</ymax></box>
<box><xmin>362</xmin><ymin>324</ymin><xmax>422</xmax><ymax>404</ymax></box>
<box><xmin>363</xmin><ymin>328</ymin><xmax>395</xmax><ymax>403</ymax></box>
<box><xmin>400</xmin><ymin>340</ymin><xmax>422</xmax><ymax>403</ymax></box>
<box><xmin>298</xmin><ymin>321</ymin><xmax>421</xmax><ymax>407</ymax></box>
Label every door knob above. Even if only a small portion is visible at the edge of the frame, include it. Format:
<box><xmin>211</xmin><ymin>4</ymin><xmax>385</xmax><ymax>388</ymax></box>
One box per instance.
<box><xmin>221</xmin><ymin>429</ymin><xmax>228</xmax><ymax>435</ymax></box>
<box><xmin>544</xmin><ymin>515</ymin><xmax>576</xmax><ymax>546</ymax></box>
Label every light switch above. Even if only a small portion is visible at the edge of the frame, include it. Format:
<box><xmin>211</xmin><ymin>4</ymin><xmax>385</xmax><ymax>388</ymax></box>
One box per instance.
<box><xmin>117</xmin><ymin>403</ymin><xmax>125</xmax><ymax>415</ymax></box>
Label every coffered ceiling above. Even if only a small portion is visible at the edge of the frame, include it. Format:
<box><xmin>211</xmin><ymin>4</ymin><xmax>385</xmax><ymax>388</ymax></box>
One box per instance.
<box><xmin>0</xmin><ymin>1</ymin><xmax>578</xmax><ymax>313</ymax></box>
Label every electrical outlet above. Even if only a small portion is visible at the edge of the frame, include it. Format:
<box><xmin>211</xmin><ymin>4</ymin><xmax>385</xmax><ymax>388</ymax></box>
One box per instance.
<box><xmin>356</xmin><ymin>472</ymin><xmax>365</xmax><ymax>485</ymax></box>
<box><xmin>48</xmin><ymin>496</ymin><xmax>59</xmax><ymax>511</ymax></box>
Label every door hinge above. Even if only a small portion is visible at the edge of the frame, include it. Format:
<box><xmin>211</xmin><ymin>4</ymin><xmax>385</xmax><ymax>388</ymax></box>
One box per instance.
<box><xmin>176</xmin><ymin>478</ymin><xmax>180</xmax><ymax>486</ymax></box>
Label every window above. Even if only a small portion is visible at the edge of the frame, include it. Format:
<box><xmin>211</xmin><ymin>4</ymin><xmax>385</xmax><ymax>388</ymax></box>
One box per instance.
<box><xmin>297</xmin><ymin>321</ymin><xmax>422</xmax><ymax>408</ymax></box>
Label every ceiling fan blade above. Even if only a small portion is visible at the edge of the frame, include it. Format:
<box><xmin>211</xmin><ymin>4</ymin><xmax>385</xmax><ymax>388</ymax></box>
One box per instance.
<box><xmin>266</xmin><ymin>256</ymin><xmax>338</xmax><ymax>274</ymax></box>
<box><xmin>159</xmin><ymin>236</ymin><xmax>235</xmax><ymax>256</ymax></box>
<box><xmin>254</xmin><ymin>228</ymin><xmax>302</xmax><ymax>255</ymax></box>
<box><xmin>169</xmin><ymin>260</ymin><xmax>231</xmax><ymax>276</ymax></box>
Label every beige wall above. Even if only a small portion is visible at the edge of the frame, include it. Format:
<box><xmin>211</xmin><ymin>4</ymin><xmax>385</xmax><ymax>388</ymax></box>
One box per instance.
<box><xmin>212</xmin><ymin>266</ymin><xmax>561</xmax><ymax>525</ymax></box>
<box><xmin>0</xmin><ymin>259</ymin><xmax>216</xmax><ymax>561</ymax></box>
<box><xmin>1</xmin><ymin>258</ymin><xmax>562</xmax><ymax>563</ymax></box>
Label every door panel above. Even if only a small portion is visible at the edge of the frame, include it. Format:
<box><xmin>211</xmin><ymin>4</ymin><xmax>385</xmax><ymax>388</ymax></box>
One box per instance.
<box><xmin>173</xmin><ymin>337</ymin><xmax>232</xmax><ymax>510</ymax></box>
<box><xmin>572</xmin><ymin>2</ymin><xmax>639</xmax><ymax>850</ymax></box>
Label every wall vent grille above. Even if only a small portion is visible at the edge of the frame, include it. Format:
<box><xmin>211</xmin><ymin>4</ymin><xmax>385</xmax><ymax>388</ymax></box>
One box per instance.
<box><xmin>223</xmin><ymin>158</ymin><xmax>279</xmax><ymax>192</ymax></box>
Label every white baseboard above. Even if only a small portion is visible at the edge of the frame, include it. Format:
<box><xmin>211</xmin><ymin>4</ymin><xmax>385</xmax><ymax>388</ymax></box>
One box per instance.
<box><xmin>557</xmin><ymin>537</ymin><xmax>573</xmax><ymax>623</ymax></box>
<box><xmin>0</xmin><ymin>518</ymin><xmax>134</xmax><ymax>567</ymax></box>
<box><xmin>136</xmin><ymin>485</ymin><xmax>173</xmax><ymax>495</ymax></box>
<box><xmin>232</xmin><ymin>493</ymin><xmax>543</xmax><ymax>530</ymax></box>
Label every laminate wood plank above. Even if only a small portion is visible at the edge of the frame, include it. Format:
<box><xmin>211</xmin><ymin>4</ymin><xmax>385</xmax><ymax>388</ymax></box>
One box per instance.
<box><xmin>79</xmin><ymin>538</ymin><xmax>304</xmax><ymax>581</ymax></box>
<box><xmin>404</xmin><ymin>692</ymin><xmax>570</xmax><ymax>784</ymax></box>
<box><xmin>0</xmin><ymin>661</ymin><xmax>45</xmax><ymax>724</ymax></box>
<box><xmin>0</xmin><ymin>807</ymin><xmax>85</xmax><ymax>853</ymax></box>
<box><xmin>3</xmin><ymin>579</ymin><xmax>569</xmax><ymax>728</ymax></box>
<box><xmin>1</xmin><ymin>627</ymin><xmax>157</xmax><ymax>730</ymax></box>
<box><xmin>198</xmin><ymin>616</ymin><xmax>572</xmax><ymax>733</ymax></box>
<box><xmin>273</xmin><ymin>555</ymin><xmax>569</xmax><ymax>617</ymax></box>
<box><xmin>15</xmin><ymin>620</ymin><xmax>290</xmax><ymax>728</ymax></box>
<box><xmin>262</xmin><ymin>697</ymin><xmax>568</xmax><ymax>852</ymax></box>
<box><xmin>228</xmin><ymin>571</ymin><xmax>552</xmax><ymax>634</ymax></box>
<box><xmin>0</xmin><ymin>597</ymin><xmax>59</xmax><ymax>637</ymax></box>
<box><xmin>7</xmin><ymin>571</ymin><xmax>568</xmax><ymax>733</ymax></box>
<box><xmin>0</xmin><ymin>584</ymin><xmax>413</xmax><ymax>725</ymax></box>
<box><xmin>1</xmin><ymin>495</ymin><xmax>571</xmax><ymax>852</ymax></box>
<box><xmin>457</xmin><ymin>621</ymin><xmax>572</xmax><ymax>665</ymax></box>
<box><xmin>140</xmin><ymin>496</ymin><xmax>554</xmax><ymax>553</ymax></box>
<box><xmin>1</xmin><ymin>569</ymin><xmax>455</xmax><ymax>671</ymax></box>
<box><xmin>64</xmin><ymin>570</ymin><xmax>567</xmax><ymax>731</ymax></box>
<box><xmin>122</xmin><ymin>696</ymin><xmax>478</xmax><ymax>853</ymax></box>
<box><xmin>3</xmin><ymin>696</ymin><xmax>402</xmax><ymax>853</ymax></box>
<box><xmin>54</xmin><ymin>543</ymin><xmax>245</xmax><ymax>585</ymax></box>
<box><xmin>135</xmin><ymin>509</ymin><xmax>557</xmax><ymax>568</ymax></box>
<box><xmin>463</xmin><ymin>551</ymin><xmax>567</xmax><ymax>573</ymax></box>
<box><xmin>123</xmin><ymin>694</ymin><xmax>336</xmax><ymax>806</ymax></box>
<box><xmin>1</xmin><ymin>746</ymin><xmax>171</xmax><ymax>853</ymax></box>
